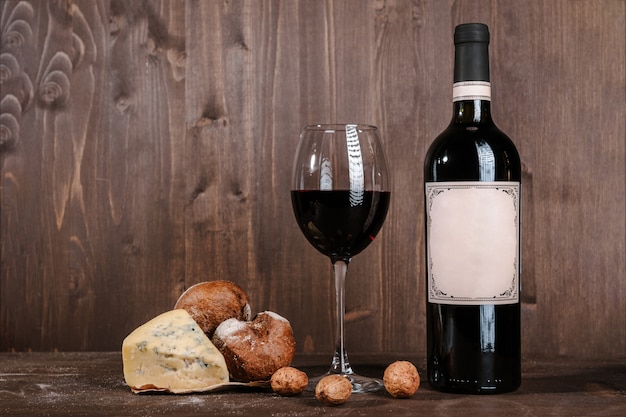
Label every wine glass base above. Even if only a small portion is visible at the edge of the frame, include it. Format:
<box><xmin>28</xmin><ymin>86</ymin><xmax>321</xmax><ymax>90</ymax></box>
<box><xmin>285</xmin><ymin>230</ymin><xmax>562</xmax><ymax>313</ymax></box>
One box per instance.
<box><xmin>307</xmin><ymin>371</ymin><xmax>385</xmax><ymax>393</ymax></box>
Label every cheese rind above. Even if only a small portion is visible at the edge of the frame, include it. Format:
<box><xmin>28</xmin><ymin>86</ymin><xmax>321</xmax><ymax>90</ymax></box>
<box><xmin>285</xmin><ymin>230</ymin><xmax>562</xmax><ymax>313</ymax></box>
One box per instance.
<box><xmin>122</xmin><ymin>309</ymin><xmax>229</xmax><ymax>393</ymax></box>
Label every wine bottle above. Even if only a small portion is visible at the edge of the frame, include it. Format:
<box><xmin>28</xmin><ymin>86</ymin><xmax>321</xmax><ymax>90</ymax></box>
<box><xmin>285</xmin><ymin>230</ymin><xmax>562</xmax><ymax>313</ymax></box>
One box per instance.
<box><xmin>424</xmin><ymin>23</ymin><xmax>521</xmax><ymax>394</ymax></box>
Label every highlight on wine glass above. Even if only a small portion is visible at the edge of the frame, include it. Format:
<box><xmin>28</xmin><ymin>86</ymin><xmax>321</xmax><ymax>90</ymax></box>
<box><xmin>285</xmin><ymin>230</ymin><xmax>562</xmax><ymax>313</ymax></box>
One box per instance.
<box><xmin>291</xmin><ymin>124</ymin><xmax>390</xmax><ymax>393</ymax></box>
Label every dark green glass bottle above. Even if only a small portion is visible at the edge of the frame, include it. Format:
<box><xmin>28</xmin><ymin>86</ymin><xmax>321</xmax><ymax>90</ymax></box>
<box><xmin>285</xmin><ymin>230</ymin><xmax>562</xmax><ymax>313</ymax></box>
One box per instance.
<box><xmin>424</xmin><ymin>23</ymin><xmax>522</xmax><ymax>394</ymax></box>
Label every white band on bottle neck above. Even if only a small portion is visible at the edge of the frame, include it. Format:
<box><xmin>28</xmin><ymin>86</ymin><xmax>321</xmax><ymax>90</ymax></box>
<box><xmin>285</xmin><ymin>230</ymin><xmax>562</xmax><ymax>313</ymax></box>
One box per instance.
<box><xmin>453</xmin><ymin>81</ymin><xmax>491</xmax><ymax>102</ymax></box>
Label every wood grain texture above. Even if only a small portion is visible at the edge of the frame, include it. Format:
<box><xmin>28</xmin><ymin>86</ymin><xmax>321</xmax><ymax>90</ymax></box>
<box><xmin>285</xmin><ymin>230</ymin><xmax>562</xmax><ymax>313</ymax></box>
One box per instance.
<box><xmin>1</xmin><ymin>0</ymin><xmax>624</xmax><ymax>358</ymax></box>
<box><xmin>1</xmin><ymin>352</ymin><xmax>625</xmax><ymax>416</ymax></box>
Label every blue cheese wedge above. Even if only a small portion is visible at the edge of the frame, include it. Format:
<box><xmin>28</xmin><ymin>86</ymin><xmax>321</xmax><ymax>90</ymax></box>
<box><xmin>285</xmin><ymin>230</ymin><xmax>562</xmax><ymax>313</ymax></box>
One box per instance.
<box><xmin>122</xmin><ymin>309</ymin><xmax>229</xmax><ymax>393</ymax></box>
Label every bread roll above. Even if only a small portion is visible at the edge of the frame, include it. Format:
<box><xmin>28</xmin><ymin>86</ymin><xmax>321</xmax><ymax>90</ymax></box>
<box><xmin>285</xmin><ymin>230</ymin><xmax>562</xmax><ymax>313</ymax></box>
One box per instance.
<box><xmin>174</xmin><ymin>280</ymin><xmax>251</xmax><ymax>338</ymax></box>
<box><xmin>212</xmin><ymin>311</ymin><xmax>296</xmax><ymax>382</ymax></box>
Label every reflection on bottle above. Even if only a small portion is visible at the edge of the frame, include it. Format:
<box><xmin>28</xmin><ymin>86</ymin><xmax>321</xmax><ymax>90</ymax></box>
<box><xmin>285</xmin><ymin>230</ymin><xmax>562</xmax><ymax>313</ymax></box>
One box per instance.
<box><xmin>475</xmin><ymin>140</ymin><xmax>495</xmax><ymax>181</ymax></box>
<box><xmin>480</xmin><ymin>304</ymin><xmax>495</xmax><ymax>353</ymax></box>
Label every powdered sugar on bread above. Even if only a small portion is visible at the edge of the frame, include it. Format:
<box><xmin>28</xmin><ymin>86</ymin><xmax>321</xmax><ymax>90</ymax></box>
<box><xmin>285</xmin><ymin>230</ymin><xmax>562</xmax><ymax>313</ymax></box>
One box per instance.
<box><xmin>214</xmin><ymin>318</ymin><xmax>248</xmax><ymax>341</ymax></box>
<box><xmin>259</xmin><ymin>311</ymin><xmax>289</xmax><ymax>323</ymax></box>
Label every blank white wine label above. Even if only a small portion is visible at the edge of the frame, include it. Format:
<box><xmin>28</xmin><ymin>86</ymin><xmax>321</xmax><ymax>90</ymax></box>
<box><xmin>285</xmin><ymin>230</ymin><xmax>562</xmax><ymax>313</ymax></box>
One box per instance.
<box><xmin>425</xmin><ymin>182</ymin><xmax>520</xmax><ymax>305</ymax></box>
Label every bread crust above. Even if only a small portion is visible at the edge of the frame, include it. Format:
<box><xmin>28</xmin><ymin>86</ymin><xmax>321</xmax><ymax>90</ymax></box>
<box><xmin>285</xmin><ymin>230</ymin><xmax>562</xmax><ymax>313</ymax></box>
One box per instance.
<box><xmin>174</xmin><ymin>280</ymin><xmax>251</xmax><ymax>338</ymax></box>
<box><xmin>212</xmin><ymin>311</ymin><xmax>296</xmax><ymax>382</ymax></box>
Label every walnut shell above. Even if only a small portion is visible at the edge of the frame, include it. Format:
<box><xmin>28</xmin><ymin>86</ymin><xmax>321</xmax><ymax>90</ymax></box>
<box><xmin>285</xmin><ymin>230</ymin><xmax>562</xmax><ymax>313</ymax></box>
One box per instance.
<box><xmin>270</xmin><ymin>366</ymin><xmax>308</xmax><ymax>396</ymax></box>
<box><xmin>315</xmin><ymin>375</ymin><xmax>352</xmax><ymax>405</ymax></box>
<box><xmin>212</xmin><ymin>311</ymin><xmax>296</xmax><ymax>382</ymax></box>
<box><xmin>383</xmin><ymin>361</ymin><xmax>420</xmax><ymax>398</ymax></box>
<box><xmin>174</xmin><ymin>280</ymin><xmax>251</xmax><ymax>339</ymax></box>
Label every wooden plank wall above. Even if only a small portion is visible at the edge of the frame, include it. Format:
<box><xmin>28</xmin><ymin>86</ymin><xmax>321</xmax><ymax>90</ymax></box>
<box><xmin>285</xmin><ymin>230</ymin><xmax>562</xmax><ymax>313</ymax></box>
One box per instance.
<box><xmin>1</xmin><ymin>0</ymin><xmax>624</xmax><ymax>359</ymax></box>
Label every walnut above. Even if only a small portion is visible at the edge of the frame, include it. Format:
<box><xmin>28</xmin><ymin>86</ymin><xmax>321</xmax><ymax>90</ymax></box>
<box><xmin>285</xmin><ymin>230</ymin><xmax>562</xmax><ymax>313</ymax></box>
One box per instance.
<box><xmin>270</xmin><ymin>366</ymin><xmax>308</xmax><ymax>396</ymax></box>
<box><xmin>383</xmin><ymin>361</ymin><xmax>420</xmax><ymax>398</ymax></box>
<box><xmin>315</xmin><ymin>375</ymin><xmax>352</xmax><ymax>405</ymax></box>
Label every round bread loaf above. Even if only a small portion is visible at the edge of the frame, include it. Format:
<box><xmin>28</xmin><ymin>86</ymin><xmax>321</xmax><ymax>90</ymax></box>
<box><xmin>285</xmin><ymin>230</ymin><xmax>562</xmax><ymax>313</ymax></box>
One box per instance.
<box><xmin>212</xmin><ymin>311</ymin><xmax>296</xmax><ymax>382</ymax></box>
<box><xmin>174</xmin><ymin>280</ymin><xmax>251</xmax><ymax>339</ymax></box>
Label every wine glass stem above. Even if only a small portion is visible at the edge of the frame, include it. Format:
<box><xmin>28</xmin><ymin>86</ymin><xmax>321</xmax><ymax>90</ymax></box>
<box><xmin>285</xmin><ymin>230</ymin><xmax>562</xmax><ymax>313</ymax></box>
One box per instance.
<box><xmin>330</xmin><ymin>259</ymin><xmax>355</xmax><ymax>375</ymax></box>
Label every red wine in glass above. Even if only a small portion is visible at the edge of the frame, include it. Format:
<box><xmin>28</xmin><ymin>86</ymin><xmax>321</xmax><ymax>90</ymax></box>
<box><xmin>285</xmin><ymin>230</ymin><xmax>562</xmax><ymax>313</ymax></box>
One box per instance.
<box><xmin>291</xmin><ymin>190</ymin><xmax>390</xmax><ymax>261</ymax></box>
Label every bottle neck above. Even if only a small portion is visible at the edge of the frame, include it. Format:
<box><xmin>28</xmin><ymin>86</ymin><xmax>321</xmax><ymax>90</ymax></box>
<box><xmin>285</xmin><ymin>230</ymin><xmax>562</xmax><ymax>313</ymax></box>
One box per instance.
<box><xmin>451</xmin><ymin>82</ymin><xmax>493</xmax><ymax>124</ymax></box>
<box><xmin>452</xmin><ymin>25</ymin><xmax>491</xmax><ymax>125</ymax></box>
<box><xmin>452</xmin><ymin>99</ymin><xmax>492</xmax><ymax>124</ymax></box>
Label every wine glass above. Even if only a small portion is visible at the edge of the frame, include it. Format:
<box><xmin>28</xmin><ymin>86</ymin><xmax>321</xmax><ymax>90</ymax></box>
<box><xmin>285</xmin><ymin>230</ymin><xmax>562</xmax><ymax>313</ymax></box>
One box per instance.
<box><xmin>291</xmin><ymin>124</ymin><xmax>391</xmax><ymax>393</ymax></box>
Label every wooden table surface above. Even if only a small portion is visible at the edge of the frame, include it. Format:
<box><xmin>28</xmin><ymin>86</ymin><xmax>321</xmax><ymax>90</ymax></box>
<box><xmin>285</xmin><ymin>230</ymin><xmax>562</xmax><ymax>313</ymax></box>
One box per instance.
<box><xmin>1</xmin><ymin>352</ymin><xmax>625</xmax><ymax>416</ymax></box>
